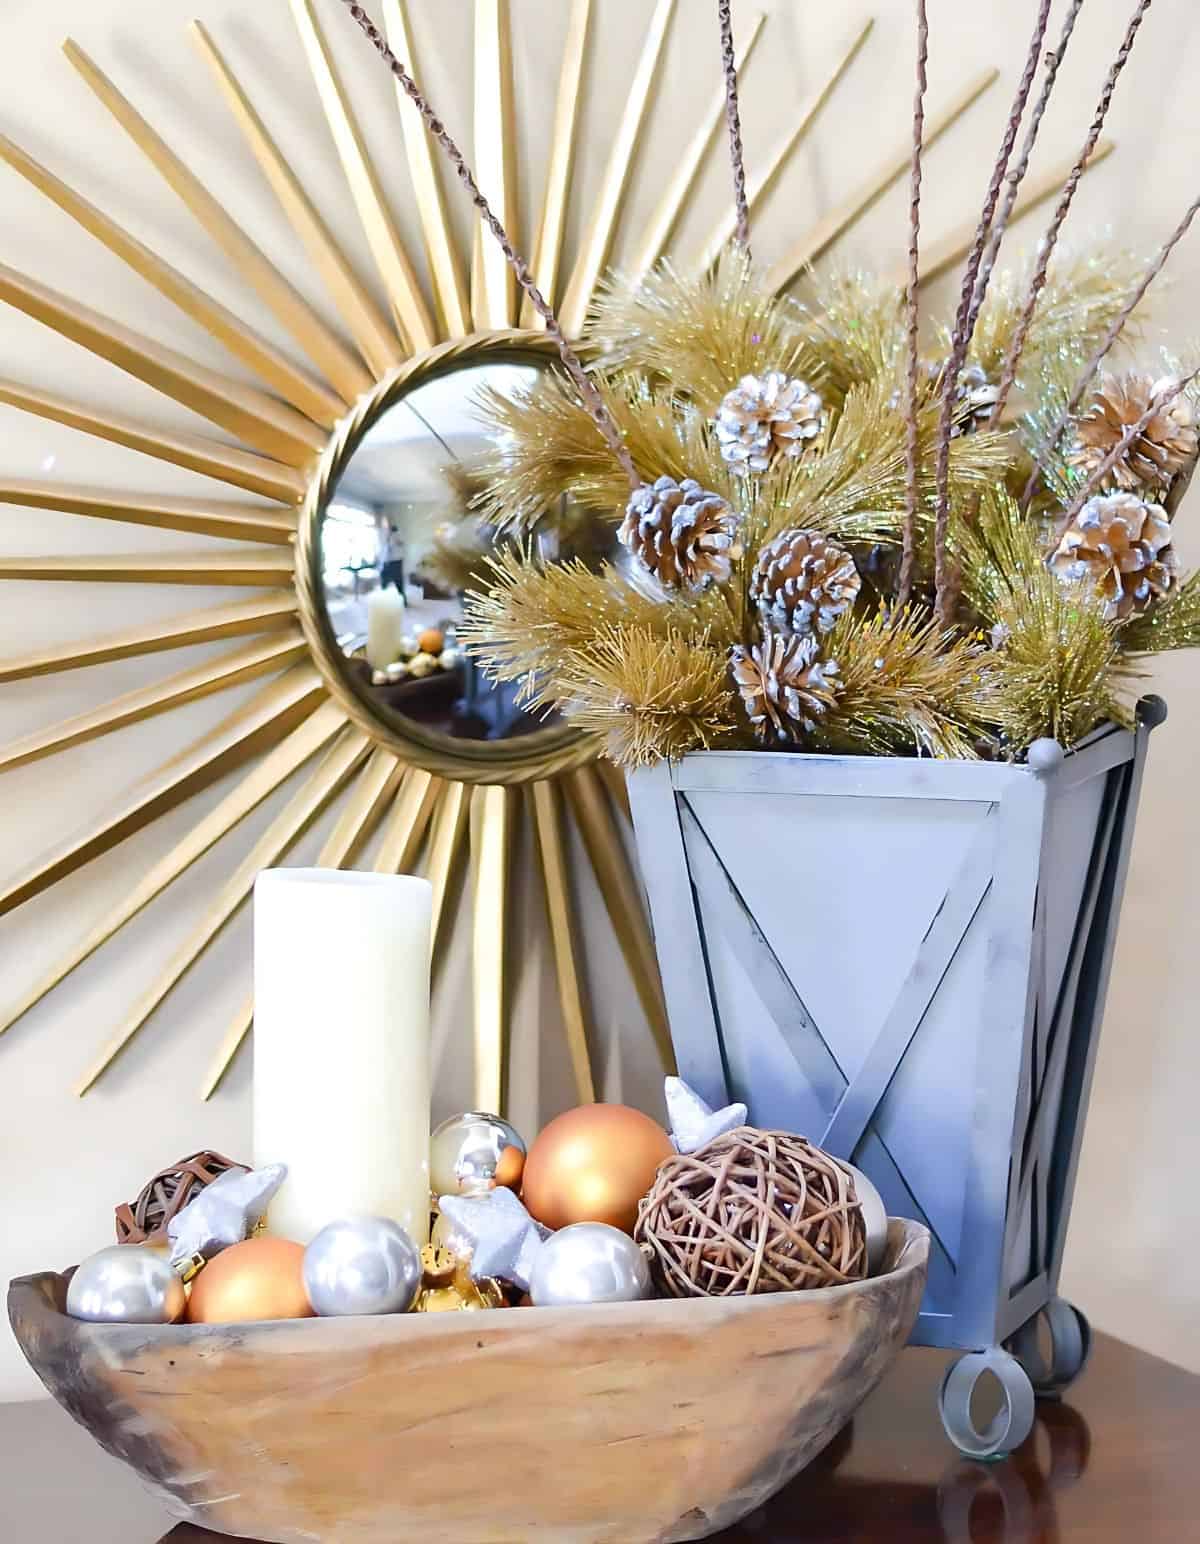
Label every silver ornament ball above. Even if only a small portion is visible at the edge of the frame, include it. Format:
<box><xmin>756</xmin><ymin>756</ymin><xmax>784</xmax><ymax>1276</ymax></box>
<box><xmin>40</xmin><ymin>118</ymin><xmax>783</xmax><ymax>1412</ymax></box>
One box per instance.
<box><xmin>837</xmin><ymin>1160</ymin><xmax>889</xmax><ymax>1276</ymax></box>
<box><xmin>430</xmin><ymin>1111</ymin><xmax>525</xmax><ymax>1197</ymax></box>
<box><xmin>302</xmin><ymin>1216</ymin><xmax>422</xmax><ymax>1317</ymax></box>
<box><xmin>66</xmin><ymin>1245</ymin><xmax>187</xmax><ymax>1324</ymax></box>
<box><xmin>529</xmin><ymin>1223</ymin><xmax>653</xmax><ymax>1307</ymax></box>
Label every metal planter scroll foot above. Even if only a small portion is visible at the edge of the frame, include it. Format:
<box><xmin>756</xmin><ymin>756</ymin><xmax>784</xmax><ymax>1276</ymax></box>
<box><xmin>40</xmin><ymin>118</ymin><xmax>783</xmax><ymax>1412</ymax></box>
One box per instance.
<box><xmin>1008</xmin><ymin>1296</ymin><xmax>1093</xmax><ymax>1401</ymax></box>
<box><xmin>939</xmin><ymin>1348</ymin><xmax>1037</xmax><ymax>1461</ymax></box>
<box><xmin>627</xmin><ymin>698</ymin><xmax>1165</xmax><ymax>1454</ymax></box>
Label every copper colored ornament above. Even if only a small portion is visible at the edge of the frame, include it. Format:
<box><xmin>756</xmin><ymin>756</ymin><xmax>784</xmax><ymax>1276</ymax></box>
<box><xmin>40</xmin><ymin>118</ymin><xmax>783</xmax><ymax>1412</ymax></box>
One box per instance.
<box><xmin>414</xmin><ymin>1244</ymin><xmax>504</xmax><ymax>1313</ymax></box>
<box><xmin>494</xmin><ymin>1144</ymin><xmax>526</xmax><ymax>1191</ymax></box>
<box><xmin>185</xmin><ymin>1237</ymin><xmax>313</xmax><ymax>1325</ymax></box>
<box><xmin>115</xmin><ymin>1150</ymin><xmax>246</xmax><ymax>1246</ymax></box>
<box><xmin>521</xmin><ymin>1104</ymin><xmax>673</xmax><ymax>1235</ymax></box>
<box><xmin>636</xmin><ymin>1128</ymin><xmax>868</xmax><ymax>1298</ymax></box>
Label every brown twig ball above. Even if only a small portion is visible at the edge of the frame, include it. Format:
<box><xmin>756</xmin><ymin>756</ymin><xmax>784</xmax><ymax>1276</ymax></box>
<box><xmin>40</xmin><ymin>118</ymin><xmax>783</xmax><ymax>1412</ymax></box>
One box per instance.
<box><xmin>114</xmin><ymin>1151</ymin><xmax>247</xmax><ymax>1246</ymax></box>
<box><xmin>635</xmin><ymin>1128</ymin><xmax>867</xmax><ymax>1297</ymax></box>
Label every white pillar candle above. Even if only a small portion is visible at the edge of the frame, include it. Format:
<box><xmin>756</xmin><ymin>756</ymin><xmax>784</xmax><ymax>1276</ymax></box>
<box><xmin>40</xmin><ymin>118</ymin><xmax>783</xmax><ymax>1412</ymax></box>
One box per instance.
<box><xmin>365</xmin><ymin>585</ymin><xmax>406</xmax><ymax>670</ymax></box>
<box><xmin>253</xmin><ymin>869</ymin><xmax>433</xmax><ymax>1245</ymax></box>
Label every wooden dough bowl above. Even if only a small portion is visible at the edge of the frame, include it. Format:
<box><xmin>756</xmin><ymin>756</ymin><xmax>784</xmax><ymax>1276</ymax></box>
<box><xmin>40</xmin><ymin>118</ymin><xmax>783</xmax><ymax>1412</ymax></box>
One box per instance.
<box><xmin>9</xmin><ymin>1220</ymin><xmax>928</xmax><ymax>1543</ymax></box>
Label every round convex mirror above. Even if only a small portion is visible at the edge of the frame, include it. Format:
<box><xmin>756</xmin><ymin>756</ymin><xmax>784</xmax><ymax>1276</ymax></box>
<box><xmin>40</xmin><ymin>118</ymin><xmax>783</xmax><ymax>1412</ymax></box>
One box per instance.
<box><xmin>300</xmin><ymin>340</ymin><xmax>607</xmax><ymax>783</ymax></box>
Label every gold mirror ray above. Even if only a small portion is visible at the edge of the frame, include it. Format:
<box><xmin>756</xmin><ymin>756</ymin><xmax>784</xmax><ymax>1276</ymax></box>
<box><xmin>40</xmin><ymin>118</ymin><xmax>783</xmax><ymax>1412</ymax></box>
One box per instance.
<box><xmin>0</xmin><ymin>4</ymin><xmax>1024</xmax><ymax>1110</ymax></box>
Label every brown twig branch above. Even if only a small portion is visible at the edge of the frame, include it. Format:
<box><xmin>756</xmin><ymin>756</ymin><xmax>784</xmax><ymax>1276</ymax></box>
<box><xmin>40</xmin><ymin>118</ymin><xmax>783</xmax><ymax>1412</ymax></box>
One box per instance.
<box><xmin>991</xmin><ymin>0</ymin><xmax>1155</xmax><ymax>425</ymax></box>
<box><xmin>334</xmin><ymin>0</ymin><xmax>641</xmax><ymax>493</ymax></box>
<box><xmin>932</xmin><ymin>0</ymin><xmax>1054</xmax><ymax>626</ymax></box>
<box><xmin>897</xmin><ymin>0</ymin><xmax>930</xmax><ymax>613</ymax></box>
<box><xmin>1022</xmin><ymin>188</ymin><xmax>1200</xmax><ymax>509</ymax></box>
<box><xmin>970</xmin><ymin>0</ymin><xmax>1086</xmax><ymax>331</ymax></box>
<box><xmin>718</xmin><ymin>0</ymin><xmax>751</xmax><ymax>255</ymax></box>
<box><xmin>1054</xmin><ymin>367</ymin><xmax>1200</xmax><ymax>536</ymax></box>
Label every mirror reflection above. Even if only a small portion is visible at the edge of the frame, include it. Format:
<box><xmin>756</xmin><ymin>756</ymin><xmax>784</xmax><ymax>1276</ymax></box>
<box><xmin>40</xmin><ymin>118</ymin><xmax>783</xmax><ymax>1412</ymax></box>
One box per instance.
<box><xmin>317</xmin><ymin>356</ymin><xmax>589</xmax><ymax>745</ymax></box>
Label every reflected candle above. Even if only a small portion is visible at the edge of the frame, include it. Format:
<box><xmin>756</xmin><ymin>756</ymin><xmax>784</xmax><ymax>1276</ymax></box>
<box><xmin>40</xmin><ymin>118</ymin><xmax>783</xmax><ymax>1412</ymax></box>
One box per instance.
<box><xmin>366</xmin><ymin>586</ymin><xmax>406</xmax><ymax>670</ymax></box>
<box><xmin>253</xmin><ymin>870</ymin><xmax>433</xmax><ymax>1245</ymax></box>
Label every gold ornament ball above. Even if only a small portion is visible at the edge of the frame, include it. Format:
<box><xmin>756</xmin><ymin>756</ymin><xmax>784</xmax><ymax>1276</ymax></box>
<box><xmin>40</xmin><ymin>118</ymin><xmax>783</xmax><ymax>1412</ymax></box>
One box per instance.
<box><xmin>417</xmin><ymin>626</ymin><xmax>445</xmax><ymax>656</ymax></box>
<box><xmin>414</xmin><ymin>1244</ymin><xmax>504</xmax><ymax>1313</ymax></box>
<box><xmin>186</xmin><ymin>1237</ymin><xmax>313</xmax><ymax>1325</ymax></box>
<box><xmin>522</xmin><ymin>1103</ymin><xmax>673</xmax><ymax>1235</ymax></box>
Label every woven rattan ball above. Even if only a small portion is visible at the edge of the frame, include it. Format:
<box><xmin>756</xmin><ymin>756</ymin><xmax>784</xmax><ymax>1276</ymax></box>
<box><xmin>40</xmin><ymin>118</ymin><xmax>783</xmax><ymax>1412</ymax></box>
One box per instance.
<box><xmin>635</xmin><ymin>1128</ymin><xmax>867</xmax><ymax>1297</ymax></box>
<box><xmin>115</xmin><ymin>1151</ymin><xmax>246</xmax><ymax>1246</ymax></box>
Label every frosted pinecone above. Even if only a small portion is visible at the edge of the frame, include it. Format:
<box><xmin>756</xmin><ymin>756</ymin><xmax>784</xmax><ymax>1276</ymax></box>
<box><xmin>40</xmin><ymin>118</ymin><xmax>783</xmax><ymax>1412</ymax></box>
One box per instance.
<box><xmin>618</xmin><ymin>476</ymin><xmax>743</xmax><ymax>591</ymax></box>
<box><xmin>730</xmin><ymin>631</ymin><xmax>841</xmax><ymax>743</ymax></box>
<box><xmin>714</xmin><ymin>371</ymin><xmax>824</xmax><ymax>477</ymax></box>
<box><xmin>750</xmin><ymin>528</ymin><xmax>861</xmax><ymax>636</ymax></box>
<box><xmin>1069</xmin><ymin>372</ymin><xmax>1198</xmax><ymax>494</ymax></box>
<box><xmin>1049</xmin><ymin>490</ymin><xmax>1178</xmax><ymax>621</ymax></box>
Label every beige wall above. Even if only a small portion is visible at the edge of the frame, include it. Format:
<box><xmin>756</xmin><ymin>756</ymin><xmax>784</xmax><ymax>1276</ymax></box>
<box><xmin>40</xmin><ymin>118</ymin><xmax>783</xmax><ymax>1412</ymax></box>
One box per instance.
<box><xmin>2</xmin><ymin>0</ymin><xmax>1198</xmax><ymax>1402</ymax></box>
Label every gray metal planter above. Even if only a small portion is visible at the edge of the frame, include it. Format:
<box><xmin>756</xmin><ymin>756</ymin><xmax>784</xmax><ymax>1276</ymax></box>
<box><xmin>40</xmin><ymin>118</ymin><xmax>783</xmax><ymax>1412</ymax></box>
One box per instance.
<box><xmin>627</xmin><ymin>699</ymin><xmax>1163</xmax><ymax>1458</ymax></box>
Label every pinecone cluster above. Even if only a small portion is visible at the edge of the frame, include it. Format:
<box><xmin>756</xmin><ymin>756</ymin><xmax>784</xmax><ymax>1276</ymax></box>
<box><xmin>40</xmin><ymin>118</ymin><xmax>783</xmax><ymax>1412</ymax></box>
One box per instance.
<box><xmin>730</xmin><ymin>632</ymin><xmax>841</xmax><ymax>743</ymax></box>
<box><xmin>750</xmin><ymin>528</ymin><xmax>861</xmax><ymax>636</ymax></box>
<box><xmin>1050</xmin><ymin>490</ymin><xmax>1178</xmax><ymax>621</ymax></box>
<box><xmin>714</xmin><ymin>371</ymin><xmax>824</xmax><ymax>476</ymax></box>
<box><xmin>1069</xmin><ymin>372</ymin><xmax>1198</xmax><ymax>495</ymax></box>
<box><xmin>619</xmin><ymin>476</ymin><xmax>743</xmax><ymax>591</ymax></box>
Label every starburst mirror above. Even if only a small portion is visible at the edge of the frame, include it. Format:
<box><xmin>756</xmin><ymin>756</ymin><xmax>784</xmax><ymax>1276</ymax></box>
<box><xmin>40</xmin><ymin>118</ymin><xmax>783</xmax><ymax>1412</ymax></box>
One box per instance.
<box><xmin>0</xmin><ymin>0</ymin><xmax>1109</xmax><ymax>1107</ymax></box>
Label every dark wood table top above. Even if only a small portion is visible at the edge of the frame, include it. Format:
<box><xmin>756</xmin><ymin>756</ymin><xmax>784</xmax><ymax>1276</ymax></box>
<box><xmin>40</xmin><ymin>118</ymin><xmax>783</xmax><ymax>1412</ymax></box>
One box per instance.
<box><xmin>1</xmin><ymin>1331</ymin><xmax>1194</xmax><ymax>1542</ymax></box>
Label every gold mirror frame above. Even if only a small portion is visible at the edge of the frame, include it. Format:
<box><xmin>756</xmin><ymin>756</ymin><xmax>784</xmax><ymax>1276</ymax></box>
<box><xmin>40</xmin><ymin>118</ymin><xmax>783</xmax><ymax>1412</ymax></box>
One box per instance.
<box><xmin>0</xmin><ymin>0</ymin><xmax>1109</xmax><ymax>1107</ymax></box>
<box><xmin>295</xmin><ymin>328</ymin><xmax>597</xmax><ymax>785</ymax></box>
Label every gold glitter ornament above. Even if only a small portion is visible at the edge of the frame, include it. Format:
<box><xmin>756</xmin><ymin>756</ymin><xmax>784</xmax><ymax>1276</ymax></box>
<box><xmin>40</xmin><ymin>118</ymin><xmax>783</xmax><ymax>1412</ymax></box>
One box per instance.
<box><xmin>750</xmin><ymin>528</ymin><xmax>861</xmax><ymax>636</ymax></box>
<box><xmin>1050</xmin><ymin>490</ymin><xmax>1178</xmax><ymax>621</ymax></box>
<box><xmin>730</xmin><ymin>632</ymin><xmax>841</xmax><ymax>743</ymax></box>
<box><xmin>1069</xmin><ymin>372</ymin><xmax>1199</xmax><ymax>494</ymax></box>
<box><xmin>714</xmin><ymin>371</ymin><xmax>824</xmax><ymax>476</ymax></box>
<box><xmin>413</xmin><ymin>1244</ymin><xmax>505</xmax><ymax>1313</ymax></box>
<box><xmin>618</xmin><ymin>476</ymin><xmax>743</xmax><ymax>591</ymax></box>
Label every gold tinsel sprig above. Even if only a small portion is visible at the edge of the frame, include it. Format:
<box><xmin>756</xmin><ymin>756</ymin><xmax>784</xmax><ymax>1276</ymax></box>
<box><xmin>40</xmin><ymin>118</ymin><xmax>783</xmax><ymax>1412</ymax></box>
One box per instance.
<box><xmin>1120</xmin><ymin>570</ymin><xmax>1200</xmax><ymax>652</ymax></box>
<box><xmin>805</xmin><ymin>607</ymin><xmax>987</xmax><ymax>761</ymax></box>
<box><xmin>753</xmin><ymin>372</ymin><xmax>1011</xmax><ymax>555</ymax></box>
<box><xmin>789</xmin><ymin>267</ymin><xmax>907</xmax><ymax>400</ymax></box>
<box><xmin>459</xmin><ymin>548</ymin><xmax>740</xmax><ymax>701</ymax></box>
<box><xmin>472</xmin><ymin>373</ymin><xmax>735</xmax><ymax>535</ymax></box>
<box><xmin>959</xmin><ymin>250</ymin><xmax>1149</xmax><ymax>384</ymax></box>
<box><xmin>544</xmin><ymin>625</ymin><xmax>737</xmax><ymax>767</ymax></box>
<box><xmin>586</xmin><ymin>248</ymin><xmax>819</xmax><ymax>414</ymax></box>
<box><xmin>960</xmin><ymin>493</ymin><xmax>1136</xmax><ymax>749</ymax></box>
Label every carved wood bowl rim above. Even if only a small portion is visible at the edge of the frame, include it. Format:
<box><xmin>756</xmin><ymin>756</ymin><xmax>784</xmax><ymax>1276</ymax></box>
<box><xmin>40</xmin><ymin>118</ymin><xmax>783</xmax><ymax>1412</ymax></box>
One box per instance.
<box><xmin>11</xmin><ymin>1218</ymin><xmax>928</xmax><ymax>1345</ymax></box>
